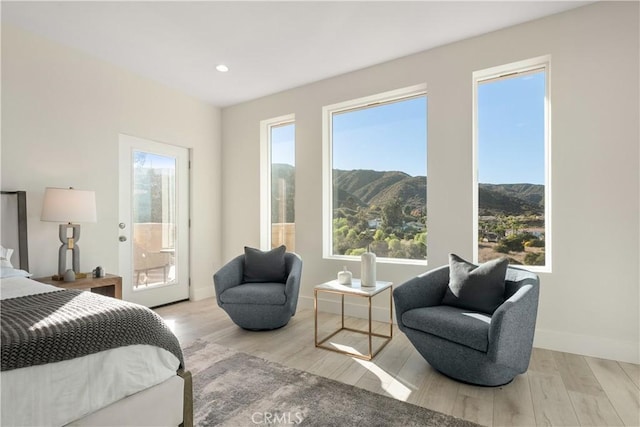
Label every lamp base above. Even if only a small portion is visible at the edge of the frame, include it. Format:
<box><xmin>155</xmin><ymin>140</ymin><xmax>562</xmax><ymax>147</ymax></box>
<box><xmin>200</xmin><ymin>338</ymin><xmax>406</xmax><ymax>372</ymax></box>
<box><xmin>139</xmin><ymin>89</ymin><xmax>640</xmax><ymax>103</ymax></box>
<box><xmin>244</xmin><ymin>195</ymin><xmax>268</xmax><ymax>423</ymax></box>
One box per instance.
<box><xmin>57</xmin><ymin>223</ymin><xmax>82</xmax><ymax>277</ymax></box>
<box><xmin>51</xmin><ymin>272</ymin><xmax>88</xmax><ymax>281</ymax></box>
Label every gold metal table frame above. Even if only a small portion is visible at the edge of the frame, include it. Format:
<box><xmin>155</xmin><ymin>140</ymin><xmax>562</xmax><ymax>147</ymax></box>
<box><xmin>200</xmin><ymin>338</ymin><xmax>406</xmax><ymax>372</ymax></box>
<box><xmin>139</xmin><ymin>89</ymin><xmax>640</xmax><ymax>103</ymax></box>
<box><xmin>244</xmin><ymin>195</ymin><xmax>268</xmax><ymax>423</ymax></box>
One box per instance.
<box><xmin>314</xmin><ymin>279</ymin><xmax>393</xmax><ymax>361</ymax></box>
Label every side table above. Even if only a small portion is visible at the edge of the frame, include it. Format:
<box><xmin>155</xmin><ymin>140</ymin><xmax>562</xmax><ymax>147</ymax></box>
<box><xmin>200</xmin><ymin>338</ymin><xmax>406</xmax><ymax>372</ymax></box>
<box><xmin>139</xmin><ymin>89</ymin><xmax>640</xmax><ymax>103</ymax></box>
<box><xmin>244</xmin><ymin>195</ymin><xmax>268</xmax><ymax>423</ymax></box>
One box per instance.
<box><xmin>33</xmin><ymin>274</ymin><xmax>123</xmax><ymax>299</ymax></box>
<box><xmin>314</xmin><ymin>279</ymin><xmax>393</xmax><ymax>360</ymax></box>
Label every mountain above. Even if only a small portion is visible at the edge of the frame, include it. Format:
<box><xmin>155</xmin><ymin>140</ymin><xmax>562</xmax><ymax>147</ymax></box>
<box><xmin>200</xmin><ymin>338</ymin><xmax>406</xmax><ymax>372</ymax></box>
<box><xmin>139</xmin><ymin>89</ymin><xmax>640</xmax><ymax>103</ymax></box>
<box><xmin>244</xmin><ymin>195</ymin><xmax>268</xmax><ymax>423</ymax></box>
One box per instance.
<box><xmin>273</xmin><ymin>166</ymin><xmax>544</xmax><ymax>218</ymax></box>
<box><xmin>333</xmin><ymin>169</ymin><xmax>543</xmax><ymax>216</ymax></box>
<box><xmin>334</xmin><ymin>170</ymin><xmax>412</xmax><ymax>205</ymax></box>
<box><xmin>369</xmin><ymin>176</ymin><xmax>427</xmax><ymax>209</ymax></box>
<box><xmin>333</xmin><ymin>169</ymin><xmax>426</xmax><ymax>210</ymax></box>
<box><xmin>478</xmin><ymin>183</ymin><xmax>544</xmax><ymax>215</ymax></box>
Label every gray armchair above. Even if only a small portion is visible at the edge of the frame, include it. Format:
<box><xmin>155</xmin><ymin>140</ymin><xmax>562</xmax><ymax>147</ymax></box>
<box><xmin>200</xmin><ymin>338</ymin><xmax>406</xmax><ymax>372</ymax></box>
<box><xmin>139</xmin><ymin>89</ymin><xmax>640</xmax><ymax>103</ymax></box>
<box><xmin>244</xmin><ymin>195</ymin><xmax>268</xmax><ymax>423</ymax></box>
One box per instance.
<box><xmin>213</xmin><ymin>252</ymin><xmax>302</xmax><ymax>330</ymax></box>
<box><xmin>394</xmin><ymin>265</ymin><xmax>539</xmax><ymax>386</ymax></box>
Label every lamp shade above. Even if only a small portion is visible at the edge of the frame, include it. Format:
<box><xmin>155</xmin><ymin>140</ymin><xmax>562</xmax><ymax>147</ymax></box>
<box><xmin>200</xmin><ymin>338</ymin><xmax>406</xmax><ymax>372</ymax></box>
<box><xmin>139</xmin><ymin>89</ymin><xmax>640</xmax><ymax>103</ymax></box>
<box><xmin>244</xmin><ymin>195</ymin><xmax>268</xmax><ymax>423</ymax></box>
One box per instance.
<box><xmin>41</xmin><ymin>187</ymin><xmax>97</xmax><ymax>223</ymax></box>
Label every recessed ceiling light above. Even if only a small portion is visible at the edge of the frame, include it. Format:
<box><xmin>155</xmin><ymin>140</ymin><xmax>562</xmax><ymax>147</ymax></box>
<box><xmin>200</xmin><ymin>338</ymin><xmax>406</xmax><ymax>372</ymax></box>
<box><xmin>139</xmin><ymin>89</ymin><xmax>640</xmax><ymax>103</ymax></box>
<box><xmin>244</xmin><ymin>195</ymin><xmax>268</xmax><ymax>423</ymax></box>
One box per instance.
<box><xmin>216</xmin><ymin>64</ymin><xmax>229</xmax><ymax>73</ymax></box>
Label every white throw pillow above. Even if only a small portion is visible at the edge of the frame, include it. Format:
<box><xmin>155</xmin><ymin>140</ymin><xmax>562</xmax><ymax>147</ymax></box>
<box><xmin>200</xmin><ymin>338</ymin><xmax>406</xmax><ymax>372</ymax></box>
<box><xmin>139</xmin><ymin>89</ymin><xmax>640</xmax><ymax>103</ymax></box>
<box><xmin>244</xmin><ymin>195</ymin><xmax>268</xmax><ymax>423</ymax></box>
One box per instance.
<box><xmin>0</xmin><ymin>245</ymin><xmax>14</xmax><ymax>264</ymax></box>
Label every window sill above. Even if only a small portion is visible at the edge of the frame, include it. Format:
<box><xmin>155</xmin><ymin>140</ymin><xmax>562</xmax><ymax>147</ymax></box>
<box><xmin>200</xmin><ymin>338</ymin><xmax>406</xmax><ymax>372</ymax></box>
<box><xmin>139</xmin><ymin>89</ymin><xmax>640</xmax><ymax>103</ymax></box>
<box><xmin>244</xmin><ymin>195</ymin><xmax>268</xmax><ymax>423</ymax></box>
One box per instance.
<box><xmin>324</xmin><ymin>254</ymin><xmax>428</xmax><ymax>267</ymax></box>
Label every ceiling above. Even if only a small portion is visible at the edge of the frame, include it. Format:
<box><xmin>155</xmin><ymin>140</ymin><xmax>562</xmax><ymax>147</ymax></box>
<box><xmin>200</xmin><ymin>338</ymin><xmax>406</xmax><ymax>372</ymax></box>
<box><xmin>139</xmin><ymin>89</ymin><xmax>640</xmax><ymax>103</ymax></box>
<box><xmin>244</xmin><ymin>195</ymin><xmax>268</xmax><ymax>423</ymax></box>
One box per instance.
<box><xmin>2</xmin><ymin>1</ymin><xmax>591</xmax><ymax>107</ymax></box>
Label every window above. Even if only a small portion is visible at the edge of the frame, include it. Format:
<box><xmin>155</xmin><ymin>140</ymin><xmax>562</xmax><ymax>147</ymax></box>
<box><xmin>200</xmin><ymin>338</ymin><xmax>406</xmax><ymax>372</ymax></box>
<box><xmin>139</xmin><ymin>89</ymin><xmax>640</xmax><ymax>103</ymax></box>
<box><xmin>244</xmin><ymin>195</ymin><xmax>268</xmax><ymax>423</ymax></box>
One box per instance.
<box><xmin>323</xmin><ymin>85</ymin><xmax>427</xmax><ymax>263</ymax></box>
<box><xmin>473</xmin><ymin>57</ymin><xmax>551</xmax><ymax>270</ymax></box>
<box><xmin>260</xmin><ymin>115</ymin><xmax>295</xmax><ymax>250</ymax></box>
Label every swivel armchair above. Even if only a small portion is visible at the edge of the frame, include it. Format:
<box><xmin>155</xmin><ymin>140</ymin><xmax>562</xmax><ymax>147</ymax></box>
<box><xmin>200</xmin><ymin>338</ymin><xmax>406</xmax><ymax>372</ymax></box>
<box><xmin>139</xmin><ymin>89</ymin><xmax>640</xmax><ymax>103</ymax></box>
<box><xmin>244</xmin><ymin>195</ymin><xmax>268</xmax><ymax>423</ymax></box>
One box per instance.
<box><xmin>214</xmin><ymin>249</ymin><xmax>302</xmax><ymax>330</ymax></box>
<box><xmin>394</xmin><ymin>262</ymin><xmax>539</xmax><ymax>386</ymax></box>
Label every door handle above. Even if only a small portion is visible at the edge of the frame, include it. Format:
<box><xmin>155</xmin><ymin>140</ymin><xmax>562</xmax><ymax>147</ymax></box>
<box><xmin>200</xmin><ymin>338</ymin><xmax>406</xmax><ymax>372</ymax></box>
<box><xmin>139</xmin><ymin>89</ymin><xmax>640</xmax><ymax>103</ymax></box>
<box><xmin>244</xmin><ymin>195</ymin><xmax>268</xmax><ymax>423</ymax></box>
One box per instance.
<box><xmin>119</xmin><ymin>236</ymin><xmax>127</xmax><ymax>242</ymax></box>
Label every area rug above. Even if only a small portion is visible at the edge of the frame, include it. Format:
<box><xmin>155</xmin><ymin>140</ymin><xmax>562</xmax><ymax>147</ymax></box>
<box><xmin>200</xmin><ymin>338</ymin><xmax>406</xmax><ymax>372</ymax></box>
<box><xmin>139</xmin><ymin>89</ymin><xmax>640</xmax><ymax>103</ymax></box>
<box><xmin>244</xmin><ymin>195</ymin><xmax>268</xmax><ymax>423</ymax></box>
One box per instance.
<box><xmin>183</xmin><ymin>339</ymin><xmax>480</xmax><ymax>427</ymax></box>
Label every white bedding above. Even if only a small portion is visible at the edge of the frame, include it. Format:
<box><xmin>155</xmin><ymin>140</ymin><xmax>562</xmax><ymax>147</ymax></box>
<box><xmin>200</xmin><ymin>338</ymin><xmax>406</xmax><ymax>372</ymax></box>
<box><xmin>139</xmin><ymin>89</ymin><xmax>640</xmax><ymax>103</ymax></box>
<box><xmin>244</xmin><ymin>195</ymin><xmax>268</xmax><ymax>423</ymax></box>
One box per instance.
<box><xmin>1</xmin><ymin>275</ymin><xmax>59</xmax><ymax>298</ymax></box>
<box><xmin>0</xmin><ymin>277</ymin><xmax>181</xmax><ymax>427</ymax></box>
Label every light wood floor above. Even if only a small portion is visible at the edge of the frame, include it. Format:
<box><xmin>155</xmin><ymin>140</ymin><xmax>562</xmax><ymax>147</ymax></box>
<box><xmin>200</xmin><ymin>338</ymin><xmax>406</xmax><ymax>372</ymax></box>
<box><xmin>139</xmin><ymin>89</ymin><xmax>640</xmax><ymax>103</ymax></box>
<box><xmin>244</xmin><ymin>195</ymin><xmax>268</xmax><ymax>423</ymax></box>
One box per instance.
<box><xmin>155</xmin><ymin>298</ymin><xmax>640</xmax><ymax>427</ymax></box>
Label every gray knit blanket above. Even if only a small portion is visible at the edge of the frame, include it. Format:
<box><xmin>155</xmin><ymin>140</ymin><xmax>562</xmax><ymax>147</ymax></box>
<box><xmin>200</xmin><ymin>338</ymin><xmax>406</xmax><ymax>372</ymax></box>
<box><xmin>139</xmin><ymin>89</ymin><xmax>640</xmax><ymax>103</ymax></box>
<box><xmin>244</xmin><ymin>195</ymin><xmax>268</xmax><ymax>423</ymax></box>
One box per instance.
<box><xmin>1</xmin><ymin>289</ymin><xmax>184</xmax><ymax>372</ymax></box>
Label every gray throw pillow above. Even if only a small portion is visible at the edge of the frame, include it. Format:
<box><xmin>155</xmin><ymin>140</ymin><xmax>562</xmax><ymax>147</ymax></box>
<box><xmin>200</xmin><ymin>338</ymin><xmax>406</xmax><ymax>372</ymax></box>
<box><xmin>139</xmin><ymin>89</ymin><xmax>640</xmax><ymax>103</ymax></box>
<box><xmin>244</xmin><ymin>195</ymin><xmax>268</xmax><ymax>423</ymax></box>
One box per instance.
<box><xmin>441</xmin><ymin>253</ymin><xmax>508</xmax><ymax>314</ymax></box>
<box><xmin>243</xmin><ymin>245</ymin><xmax>287</xmax><ymax>283</ymax></box>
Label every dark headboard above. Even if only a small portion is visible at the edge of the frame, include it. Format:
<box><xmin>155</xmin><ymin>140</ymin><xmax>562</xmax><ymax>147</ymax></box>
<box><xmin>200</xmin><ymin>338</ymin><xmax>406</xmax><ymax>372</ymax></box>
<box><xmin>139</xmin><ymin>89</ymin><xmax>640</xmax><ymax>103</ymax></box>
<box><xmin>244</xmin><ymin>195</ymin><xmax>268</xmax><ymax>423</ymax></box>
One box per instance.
<box><xmin>0</xmin><ymin>191</ymin><xmax>29</xmax><ymax>271</ymax></box>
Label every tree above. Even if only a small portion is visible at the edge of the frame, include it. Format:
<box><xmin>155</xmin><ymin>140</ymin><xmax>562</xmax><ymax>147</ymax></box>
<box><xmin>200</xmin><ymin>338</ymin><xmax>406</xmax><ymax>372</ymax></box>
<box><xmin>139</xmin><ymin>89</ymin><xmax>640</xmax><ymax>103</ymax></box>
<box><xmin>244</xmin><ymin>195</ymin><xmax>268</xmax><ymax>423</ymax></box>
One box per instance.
<box><xmin>498</xmin><ymin>234</ymin><xmax>526</xmax><ymax>252</ymax></box>
<box><xmin>133</xmin><ymin>151</ymin><xmax>147</xmax><ymax>167</ymax></box>
<box><xmin>370</xmin><ymin>240</ymin><xmax>389</xmax><ymax>257</ymax></box>
<box><xmin>343</xmin><ymin>196</ymin><xmax>359</xmax><ymax>211</ymax></box>
<box><xmin>525</xmin><ymin>252</ymin><xmax>545</xmax><ymax>266</ymax></box>
<box><xmin>506</xmin><ymin>217</ymin><xmax>523</xmax><ymax>235</ymax></box>
<box><xmin>414</xmin><ymin>232</ymin><xmax>427</xmax><ymax>246</ymax></box>
<box><xmin>388</xmin><ymin>238</ymin><xmax>401</xmax><ymax>252</ymax></box>
<box><xmin>382</xmin><ymin>198</ymin><xmax>404</xmax><ymax>228</ymax></box>
<box><xmin>404</xmin><ymin>240</ymin><xmax>426</xmax><ymax>259</ymax></box>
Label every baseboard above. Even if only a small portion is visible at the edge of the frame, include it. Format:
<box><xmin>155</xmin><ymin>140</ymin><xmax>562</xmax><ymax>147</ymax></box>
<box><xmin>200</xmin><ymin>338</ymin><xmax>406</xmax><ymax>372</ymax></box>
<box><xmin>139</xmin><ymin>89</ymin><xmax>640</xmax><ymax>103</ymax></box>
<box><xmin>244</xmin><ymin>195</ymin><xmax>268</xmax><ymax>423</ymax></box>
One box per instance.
<box><xmin>301</xmin><ymin>296</ymin><xmax>640</xmax><ymax>364</ymax></box>
<box><xmin>191</xmin><ymin>286</ymin><xmax>215</xmax><ymax>301</ymax></box>
<box><xmin>534</xmin><ymin>328</ymin><xmax>639</xmax><ymax>364</ymax></box>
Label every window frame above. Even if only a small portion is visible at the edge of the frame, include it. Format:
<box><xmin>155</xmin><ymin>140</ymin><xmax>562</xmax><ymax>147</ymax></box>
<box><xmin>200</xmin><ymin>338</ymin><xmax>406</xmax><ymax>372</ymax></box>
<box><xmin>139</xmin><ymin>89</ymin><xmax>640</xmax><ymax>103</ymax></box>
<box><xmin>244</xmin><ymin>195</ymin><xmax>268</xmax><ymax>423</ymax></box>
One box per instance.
<box><xmin>472</xmin><ymin>55</ymin><xmax>552</xmax><ymax>272</ymax></box>
<box><xmin>260</xmin><ymin>114</ymin><xmax>295</xmax><ymax>250</ymax></box>
<box><xmin>322</xmin><ymin>84</ymin><xmax>428</xmax><ymax>265</ymax></box>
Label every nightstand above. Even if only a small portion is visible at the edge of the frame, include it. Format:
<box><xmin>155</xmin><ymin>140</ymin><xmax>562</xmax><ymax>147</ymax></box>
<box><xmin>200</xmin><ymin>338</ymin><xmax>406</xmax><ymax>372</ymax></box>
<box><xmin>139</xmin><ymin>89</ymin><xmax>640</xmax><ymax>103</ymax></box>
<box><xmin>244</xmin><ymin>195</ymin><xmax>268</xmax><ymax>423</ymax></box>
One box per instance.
<box><xmin>34</xmin><ymin>274</ymin><xmax>122</xmax><ymax>299</ymax></box>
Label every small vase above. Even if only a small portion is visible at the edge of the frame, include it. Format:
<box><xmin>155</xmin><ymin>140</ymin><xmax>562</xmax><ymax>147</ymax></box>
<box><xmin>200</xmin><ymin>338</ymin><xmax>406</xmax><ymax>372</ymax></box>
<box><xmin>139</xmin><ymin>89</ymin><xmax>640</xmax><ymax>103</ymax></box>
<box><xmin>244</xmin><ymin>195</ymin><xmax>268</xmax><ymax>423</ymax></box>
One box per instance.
<box><xmin>361</xmin><ymin>248</ymin><xmax>376</xmax><ymax>287</ymax></box>
<box><xmin>337</xmin><ymin>266</ymin><xmax>352</xmax><ymax>285</ymax></box>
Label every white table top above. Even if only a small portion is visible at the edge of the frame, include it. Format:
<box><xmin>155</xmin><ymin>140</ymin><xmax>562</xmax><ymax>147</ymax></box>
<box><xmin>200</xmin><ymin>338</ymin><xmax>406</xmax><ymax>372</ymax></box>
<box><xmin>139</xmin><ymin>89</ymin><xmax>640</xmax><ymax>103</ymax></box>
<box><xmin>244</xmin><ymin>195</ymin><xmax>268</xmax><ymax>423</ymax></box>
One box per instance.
<box><xmin>315</xmin><ymin>279</ymin><xmax>393</xmax><ymax>297</ymax></box>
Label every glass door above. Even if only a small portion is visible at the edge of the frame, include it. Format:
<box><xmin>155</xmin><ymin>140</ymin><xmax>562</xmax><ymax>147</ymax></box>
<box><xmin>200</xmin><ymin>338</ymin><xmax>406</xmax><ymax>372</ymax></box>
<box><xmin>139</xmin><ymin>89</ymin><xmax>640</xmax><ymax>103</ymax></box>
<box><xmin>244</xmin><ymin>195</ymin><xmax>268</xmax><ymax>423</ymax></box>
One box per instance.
<box><xmin>119</xmin><ymin>134</ymin><xmax>189</xmax><ymax>307</ymax></box>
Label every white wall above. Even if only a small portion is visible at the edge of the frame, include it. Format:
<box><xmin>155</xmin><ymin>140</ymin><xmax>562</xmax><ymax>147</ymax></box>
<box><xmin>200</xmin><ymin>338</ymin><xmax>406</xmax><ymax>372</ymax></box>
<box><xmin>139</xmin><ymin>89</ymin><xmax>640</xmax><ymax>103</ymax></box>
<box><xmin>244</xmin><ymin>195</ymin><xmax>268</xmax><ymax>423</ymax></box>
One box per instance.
<box><xmin>1</xmin><ymin>25</ymin><xmax>221</xmax><ymax>301</ymax></box>
<box><xmin>221</xmin><ymin>2</ymin><xmax>639</xmax><ymax>363</ymax></box>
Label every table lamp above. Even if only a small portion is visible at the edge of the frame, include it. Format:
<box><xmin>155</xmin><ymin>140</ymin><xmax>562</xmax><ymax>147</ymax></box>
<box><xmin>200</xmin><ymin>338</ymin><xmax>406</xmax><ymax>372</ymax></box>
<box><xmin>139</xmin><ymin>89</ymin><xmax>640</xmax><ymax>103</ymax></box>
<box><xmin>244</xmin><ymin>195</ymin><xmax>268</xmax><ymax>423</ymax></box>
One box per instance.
<box><xmin>41</xmin><ymin>187</ymin><xmax>97</xmax><ymax>280</ymax></box>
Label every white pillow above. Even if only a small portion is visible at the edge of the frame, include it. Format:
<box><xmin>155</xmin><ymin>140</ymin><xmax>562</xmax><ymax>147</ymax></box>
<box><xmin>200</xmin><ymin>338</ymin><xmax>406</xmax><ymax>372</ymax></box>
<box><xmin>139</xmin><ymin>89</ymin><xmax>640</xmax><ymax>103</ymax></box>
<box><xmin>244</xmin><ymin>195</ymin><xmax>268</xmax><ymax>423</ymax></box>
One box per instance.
<box><xmin>0</xmin><ymin>257</ymin><xmax>13</xmax><ymax>268</ymax></box>
<box><xmin>0</xmin><ymin>266</ymin><xmax>32</xmax><ymax>279</ymax></box>
<box><xmin>0</xmin><ymin>246</ymin><xmax>14</xmax><ymax>265</ymax></box>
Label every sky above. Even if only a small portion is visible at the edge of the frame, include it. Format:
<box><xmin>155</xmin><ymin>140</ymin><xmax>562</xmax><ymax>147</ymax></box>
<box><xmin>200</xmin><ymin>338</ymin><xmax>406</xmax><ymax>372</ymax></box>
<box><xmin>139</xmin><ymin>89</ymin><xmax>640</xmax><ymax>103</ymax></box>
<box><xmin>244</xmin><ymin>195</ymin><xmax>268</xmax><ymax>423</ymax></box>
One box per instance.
<box><xmin>271</xmin><ymin>124</ymin><xmax>295</xmax><ymax>165</ymax></box>
<box><xmin>478</xmin><ymin>71</ymin><xmax>546</xmax><ymax>185</ymax></box>
<box><xmin>271</xmin><ymin>71</ymin><xmax>545</xmax><ymax>185</ymax></box>
<box><xmin>332</xmin><ymin>97</ymin><xmax>427</xmax><ymax>177</ymax></box>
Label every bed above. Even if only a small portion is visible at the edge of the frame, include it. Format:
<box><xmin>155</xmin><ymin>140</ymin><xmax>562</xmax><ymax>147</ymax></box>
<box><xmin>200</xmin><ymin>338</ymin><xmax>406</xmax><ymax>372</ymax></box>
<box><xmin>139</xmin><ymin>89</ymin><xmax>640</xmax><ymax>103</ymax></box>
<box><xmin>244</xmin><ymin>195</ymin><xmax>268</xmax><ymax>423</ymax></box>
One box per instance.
<box><xmin>0</xmin><ymin>191</ymin><xmax>193</xmax><ymax>427</ymax></box>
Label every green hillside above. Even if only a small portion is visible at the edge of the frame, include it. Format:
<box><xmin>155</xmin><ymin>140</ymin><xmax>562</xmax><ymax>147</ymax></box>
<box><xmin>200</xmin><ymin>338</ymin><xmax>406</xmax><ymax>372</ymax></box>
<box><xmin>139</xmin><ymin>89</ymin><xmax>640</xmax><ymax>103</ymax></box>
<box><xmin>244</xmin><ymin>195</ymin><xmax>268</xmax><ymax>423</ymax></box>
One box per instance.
<box><xmin>272</xmin><ymin>166</ymin><xmax>544</xmax><ymax>219</ymax></box>
<box><xmin>333</xmin><ymin>169</ymin><xmax>543</xmax><ymax>216</ymax></box>
<box><xmin>478</xmin><ymin>183</ymin><xmax>544</xmax><ymax>215</ymax></box>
